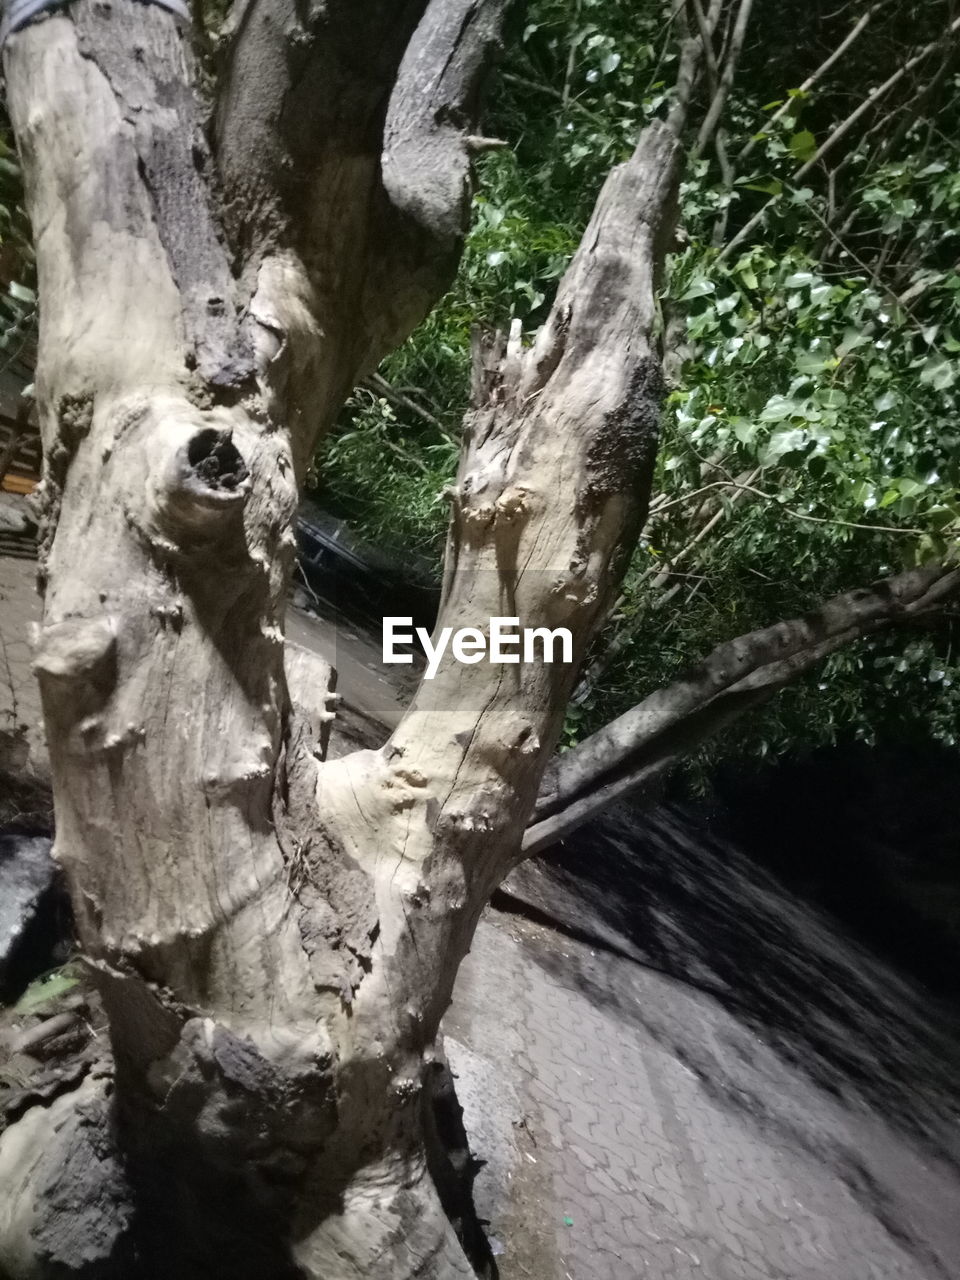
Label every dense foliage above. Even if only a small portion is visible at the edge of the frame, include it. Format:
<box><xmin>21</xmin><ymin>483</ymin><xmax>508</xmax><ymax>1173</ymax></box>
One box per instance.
<box><xmin>315</xmin><ymin>0</ymin><xmax>960</xmax><ymax>765</ymax></box>
<box><xmin>0</xmin><ymin>2</ymin><xmax>956</xmax><ymax>769</ymax></box>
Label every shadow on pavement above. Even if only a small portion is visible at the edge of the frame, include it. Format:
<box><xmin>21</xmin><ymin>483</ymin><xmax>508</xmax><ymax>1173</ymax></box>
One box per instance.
<box><xmin>500</xmin><ymin>802</ymin><xmax>960</xmax><ymax>1167</ymax></box>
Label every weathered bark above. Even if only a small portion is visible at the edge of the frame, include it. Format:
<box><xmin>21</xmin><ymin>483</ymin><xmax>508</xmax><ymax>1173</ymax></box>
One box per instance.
<box><xmin>528</xmin><ymin>562</ymin><xmax>960</xmax><ymax>852</ymax></box>
<box><xmin>213</xmin><ymin>0</ymin><xmax>507</xmax><ymax>473</ymax></box>
<box><xmin>0</xmin><ymin>4</ymin><xmax>680</xmax><ymax>1276</ymax></box>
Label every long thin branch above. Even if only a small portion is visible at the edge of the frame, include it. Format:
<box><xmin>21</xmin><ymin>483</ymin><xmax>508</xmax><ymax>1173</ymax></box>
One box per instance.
<box><xmin>500</xmin><ymin>70</ymin><xmax>608</xmax><ymax>125</ymax></box>
<box><xmin>571</xmin><ymin>467</ymin><xmax>760</xmax><ymax>704</ymax></box>
<box><xmin>667</xmin><ymin>0</ymin><xmax>723</xmax><ymax>135</ymax></box>
<box><xmin>693</xmin><ymin>0</ymin><xmax>754</xmax><ymax>158</ymax></box>
<box><xmin>796</xmin><ymin>17</ymin><xmax>960</xmax><ymax>180</ymax></box>
<box><xmin>362</xmin><ymin>372</ymin><xmax>448</xmax><ymax>436</ymax></box>
<box><xmin>527</xmin><ymin>562</ymin><xmax>960</xmax><ymax>853</ymax></box>
<box><xmin>649</xmin><ymin>478</ymin><xmax>927</xmax><ymax>535</ymax></box>
<box><xmin>736</xmin><ymin>3</ymin><xmax>880</xmax><ymax>164</ymax></box>
<box><xmin>720</xmin><ymin>14</ymin><xmax>960</xmax><ymax>261</ymax></box>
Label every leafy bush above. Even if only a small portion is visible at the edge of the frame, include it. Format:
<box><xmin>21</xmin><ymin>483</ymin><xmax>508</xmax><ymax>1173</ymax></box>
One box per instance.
<box><xmin>314</xmin><ymin>0</ymin><xmax>960</xmax><ymax>766</ymax></box>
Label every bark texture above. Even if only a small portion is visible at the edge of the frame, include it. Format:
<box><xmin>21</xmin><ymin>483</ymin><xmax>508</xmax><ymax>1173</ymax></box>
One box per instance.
<box><xmin>0</xmin><ymin>4</ymin><xmax>680</xmax><ymax>1277</ymax></box>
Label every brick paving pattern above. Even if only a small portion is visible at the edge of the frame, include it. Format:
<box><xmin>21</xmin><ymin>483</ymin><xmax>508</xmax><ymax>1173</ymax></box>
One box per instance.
<box><xmin>448</xmin><ymin>911</ymin><xmax>960</xmax><ymax>1280</ymax></box>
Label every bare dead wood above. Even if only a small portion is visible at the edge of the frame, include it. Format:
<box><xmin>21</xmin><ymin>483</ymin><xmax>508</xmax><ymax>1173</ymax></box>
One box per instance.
<box><xmin>0</xmin><ymin>4</ymin><xmax>682</xmax><ymax>1272</ymax></box>
<box><xmin>213</xmin><ymin>0</ymin><xmax>510</xmax><ymax>475</ymax></box>
<box><xmin>527</xmin><ymin>563</ymin><xmax>960</xmax><ymax>853</ymax></box>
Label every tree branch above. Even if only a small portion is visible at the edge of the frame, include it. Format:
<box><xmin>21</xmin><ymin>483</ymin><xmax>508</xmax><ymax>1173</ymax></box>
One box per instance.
<box><xmin>213</xmin><ymin>0</ymin><xmax>510</xmax><ymax>474</ymax></box>
<box><xmin>314</xmin><ymin>122</ymin><xmax>683</xmax><ymax>932</ymax></box>
<box><xmin>736</xmin><ymin>2</ymin><xmax>879</xmax><ymax>164</ymax></box>
<box><xmin>692</xmin><ymin>0</ymin><xmax>753</xmax><ymax>159</ymax></box>
<box><xmin>527</xmin><ymin>563</ymin><xmax>960</xmax><ymax>853</ymax></box>
<box><xmin>720</xmin><ymin>13</ymin><xmax>960</xmax><ymax>262</ymax></box>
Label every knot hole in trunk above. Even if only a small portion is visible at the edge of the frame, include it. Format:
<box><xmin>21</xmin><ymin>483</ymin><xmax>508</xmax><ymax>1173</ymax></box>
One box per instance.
<box><xmin>188</xmin><ymin>428</ymin><xmax>249</xmax><ymax>492</ymax></box>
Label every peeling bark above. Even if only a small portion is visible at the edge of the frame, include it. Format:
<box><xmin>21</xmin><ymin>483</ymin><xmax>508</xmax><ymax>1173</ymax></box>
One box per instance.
<box><xmin>0</xmin><ymin>3</ymin><xmax>680</xmax><ymax>1275</ymax></box>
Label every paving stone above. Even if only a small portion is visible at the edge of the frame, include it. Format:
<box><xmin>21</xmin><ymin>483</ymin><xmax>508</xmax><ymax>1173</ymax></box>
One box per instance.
<box><xmin>446</xmin><ymin>909</ymin><xmax>960</xmax><ymax>1280</ymax></box>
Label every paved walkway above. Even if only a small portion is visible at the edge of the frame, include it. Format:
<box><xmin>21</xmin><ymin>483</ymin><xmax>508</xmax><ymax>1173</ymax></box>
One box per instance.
<box><xmin>448</xmin><ymin>907</ymin><xmax>960</xmax><ymax>1280</ymax></box>
<box><xmin>3</xmin><ymin>534</ymin><xmax>959</xmax><ymax>1279</ymax></box>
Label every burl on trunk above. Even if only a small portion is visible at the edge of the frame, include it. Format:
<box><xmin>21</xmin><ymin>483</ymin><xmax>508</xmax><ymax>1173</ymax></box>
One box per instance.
<box><xmin>0</xmin><ymin>3</ymin><xmax>679</xmax><ymax>1276</ymax></box>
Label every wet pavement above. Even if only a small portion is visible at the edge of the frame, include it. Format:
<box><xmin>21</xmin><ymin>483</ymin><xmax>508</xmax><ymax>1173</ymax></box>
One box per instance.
<box><xmin>3</xmin><ymin>531</ymin><xmax>959</xmax><ymax>1278</ymax></box>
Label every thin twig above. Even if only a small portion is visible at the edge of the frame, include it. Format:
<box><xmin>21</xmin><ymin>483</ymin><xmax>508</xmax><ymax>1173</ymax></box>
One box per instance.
<box><xmin>562</xmin><ymin>0</ymin><xmax>583</xmax><ymax>106</ymax></box>
<box><xmin>736</xmin><ymin>4</ymin><xmax>880</xmax><ymax>163</ymax></box>
<box><xmin>657</xmin><ymin>478</ymin><xmax>928</xmax><ymax>535</ymax></box>
<box><xmin>720</xmin><ymin>14</ymin><xmax>960</xmax><ymax>261</ymax></box>
<box><xmin>363</xmin><ymin>373</ymin><xmax>448</xmax><ymax>435</ymax></box>
<box><xmin>795</xmin><ymin>17</ymin><xmax>960</xmax><ymax>181</ymax></box>
<box><xmin>500</xmin><ymin>71</ymin><xmax>608</xmax><ymax>126</ymax></box>
<box><xmin>693</xmin><ymin>0</ymin><xmax>754</xmax><ymax>158</ymax></box>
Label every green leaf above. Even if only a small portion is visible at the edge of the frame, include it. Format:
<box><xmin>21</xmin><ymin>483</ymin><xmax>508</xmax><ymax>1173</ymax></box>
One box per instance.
<box><xmin>815</xmin><ymin>388</ymin><xmax>847</xmax><ymax>409</ymax></box>
<box><xmin>919</xmin><ymin>356</ymin><xmax>957</xmax><ymax>391</ymax></box>
<box><xmin>680</xmin><ymin>278</ymin><xmax>716</xmax><ymax>300</ymax></box>
<box><xmin>15</xmin><ymin>971</ymin><xmax>80</xmax><ymax>1014</ymax></box>
<box><xmin>783</xmin><ymin>271</ymin><xmax>818</xmax><ymax>289</ymax></box>
<box><xmin>796</xmin><ymin>351</ymin><xmax>832</xmax><ymax>375</ymax></box>
<box><xmin>760</xmin><ymin>394</ymin><xmax>804</xmax><ymax>422</ymax></box>
<box><xmin>762</xmin><ymin>426</ymin><xmax>809</xmax><ymax>463</ymax></box>
<box><xmin>788</xmin><ymin>130</ymin><xmax>817</xmax><ymax>162</ymax></box>
<box><xmin>742</xmin><ymin>179</ymin><xmax>782</xmax><ymax>196</ymax></box>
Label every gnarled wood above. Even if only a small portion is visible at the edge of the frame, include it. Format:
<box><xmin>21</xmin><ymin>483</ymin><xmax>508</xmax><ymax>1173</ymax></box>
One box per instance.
<box><xmin>0</xmin><ymin>1</ymin><xmax>681</xmax><ymax>1275</ymax></box>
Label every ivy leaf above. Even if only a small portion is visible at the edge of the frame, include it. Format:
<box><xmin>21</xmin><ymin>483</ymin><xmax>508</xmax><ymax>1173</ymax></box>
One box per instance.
<box><xmin>919</xmin><ymin>356</ymin><xmax>956</xmax><ymax>391</ymax></box>
<box><xmin>680</xmin><ymin>278</ymin><xmax>716</xmax><ymax>300</ymax></box>
<box><xmin>788</xmin><ymin>130</ymin><xmax>817</xmax><ymax>162</ymax></box>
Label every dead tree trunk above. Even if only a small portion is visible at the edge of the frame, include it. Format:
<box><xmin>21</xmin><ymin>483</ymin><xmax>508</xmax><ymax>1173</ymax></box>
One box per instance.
<box><xmin>0</xmin><ymin>4</ymin><xmax>680</xmax><ymax>1276</ymax></box>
